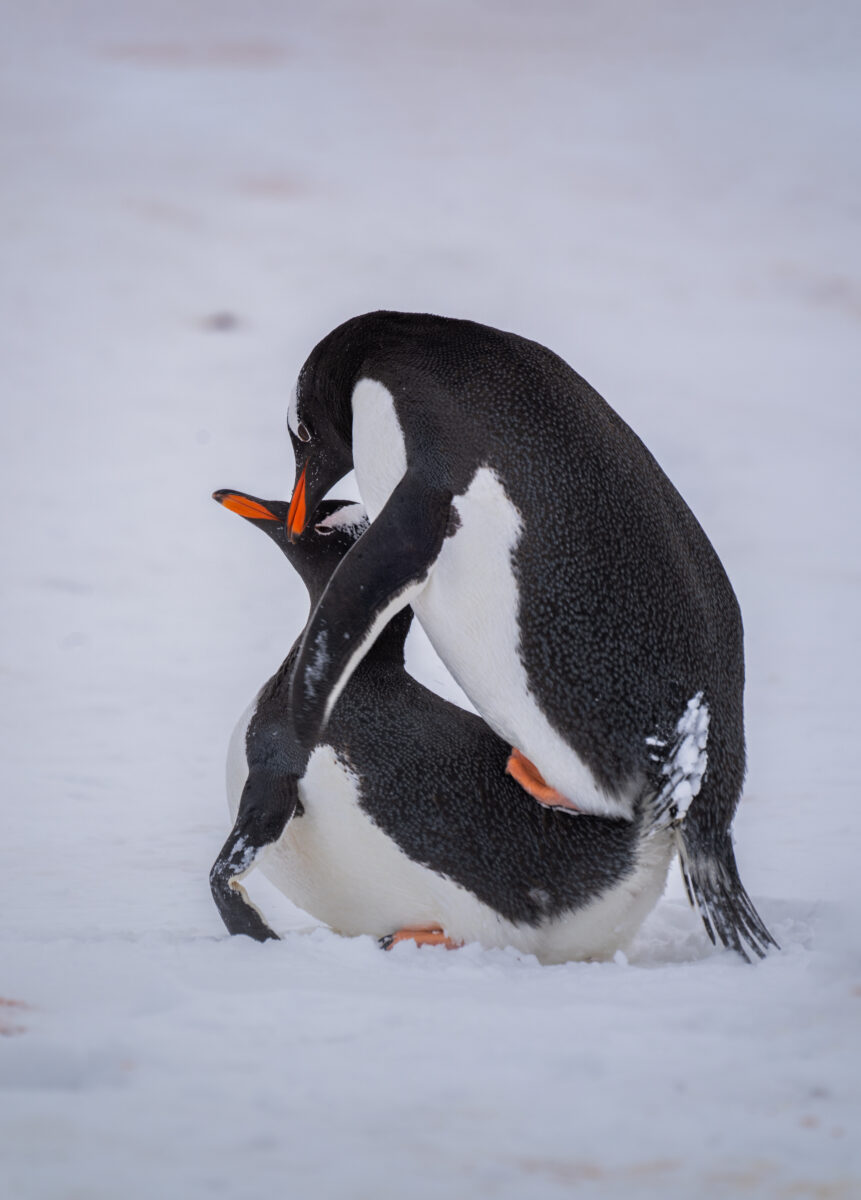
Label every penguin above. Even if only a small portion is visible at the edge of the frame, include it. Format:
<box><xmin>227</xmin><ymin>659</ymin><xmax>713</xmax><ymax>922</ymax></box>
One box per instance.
<box><xmin>278</xmin><ymin>311</ymin><xmax>776</xmax><ymax>959</ymax></box>
<box><xmin>210</xmin><ymin>489</ymin><xmax>683</xmax><ymax>961</ymax></box>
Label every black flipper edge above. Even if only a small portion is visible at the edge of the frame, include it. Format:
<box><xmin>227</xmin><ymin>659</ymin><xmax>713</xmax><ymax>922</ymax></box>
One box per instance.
<box><xmin>210</xmin><ymin>770</ymin><xmax>299</xmax><ymax>942</ymax></box>
<box><xmin>288</xmin><ymin>471</ymin><xmax>452</xmax><ymax>755</ymax></box>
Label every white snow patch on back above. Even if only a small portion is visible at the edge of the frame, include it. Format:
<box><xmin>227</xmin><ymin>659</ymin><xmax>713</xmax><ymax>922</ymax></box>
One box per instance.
<box><xmin>652</xmin><ymin>691</ymin><xmax>710</xmax><ymax>823</ymax></box>
<box><xmin>304</xmin><ymin>629</ymin><xmax>330</xmax><ymax>701</ymax></box>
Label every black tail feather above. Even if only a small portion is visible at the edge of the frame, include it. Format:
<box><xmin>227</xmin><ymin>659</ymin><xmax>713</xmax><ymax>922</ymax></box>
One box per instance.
<box><xmin>675</xmin><ymin>822</ymin><xmax>778</xmax><ymax>962</ymax></box>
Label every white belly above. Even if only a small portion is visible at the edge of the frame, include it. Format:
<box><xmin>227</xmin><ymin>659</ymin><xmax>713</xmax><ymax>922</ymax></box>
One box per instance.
<box><xmin>262</xmin><ymin>745</ymin><xmax>453</xmax><ymax>936</ymax></box>
<box><xmin>225</xmin><ymin>692</ymin><xmax>259</xmax><ymax>818</ymax></box>
<box><xmin>351</xmin><ymin>377</ymin><xmax>633</xmax><ymax>820</ymax></box>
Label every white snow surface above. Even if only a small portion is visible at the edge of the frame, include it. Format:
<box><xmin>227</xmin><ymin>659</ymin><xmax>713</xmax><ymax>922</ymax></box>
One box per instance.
<box><xmin>2</xmin><ymin>2</ymin><xmax>860</xmax><ymax>1197</ymax></box>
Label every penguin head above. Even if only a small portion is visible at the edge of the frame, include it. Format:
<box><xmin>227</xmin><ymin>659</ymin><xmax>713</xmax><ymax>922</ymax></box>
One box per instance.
<box><xmin>213</xmin><ymin>489</ymin><xmax>369</xmax><ymax>603</ymax></box>
<box><xmin>285</xmin><ymin>323</ymin><xmax>372</xmax><ymax>540</ymax></box>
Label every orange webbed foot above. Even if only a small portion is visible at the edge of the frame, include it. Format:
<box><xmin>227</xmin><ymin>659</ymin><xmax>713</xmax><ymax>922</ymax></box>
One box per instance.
<box><xmin>380</xmin><ymin>927</ymin><xmax>461</xmax><ymax>951</ymax></box>
<box><xmin>506</xmin><ymin>748</ymin><xmax>580</xmax><ymax>812</ymax></box>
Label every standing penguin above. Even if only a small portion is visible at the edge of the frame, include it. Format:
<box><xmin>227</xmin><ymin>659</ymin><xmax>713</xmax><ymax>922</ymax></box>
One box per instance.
<box><xmin>211</xmin><ymin>490</ymin><xmax>683</xmax><ymax>961</ymax></box>
<box><xmin>278</xmin><ymin>311</ymin><xmax>775</xmax><ymax>959</ymax></box>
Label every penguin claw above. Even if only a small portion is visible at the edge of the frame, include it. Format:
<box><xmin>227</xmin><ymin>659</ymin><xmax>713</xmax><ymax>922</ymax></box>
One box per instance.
<box><xmin>379</xmin><ymin>928</ymin><xmax>461</xmax><ymax>951</ymax></box>
<box><xmin>506</xmin><ymin>748</ymin><xmax>580</xmax><ymax>812</ymax></box>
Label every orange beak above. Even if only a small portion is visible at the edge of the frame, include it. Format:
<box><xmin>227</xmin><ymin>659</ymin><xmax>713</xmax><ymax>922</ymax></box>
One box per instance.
<box><xmin>213</xmin><ymin>491</ymin><xmax>279</xmax><ymax>521</ymax></box>
<box><xmin>287</xmin><ymin>462</ymin><xmax>308</xmax><ymax>541</ymax></box>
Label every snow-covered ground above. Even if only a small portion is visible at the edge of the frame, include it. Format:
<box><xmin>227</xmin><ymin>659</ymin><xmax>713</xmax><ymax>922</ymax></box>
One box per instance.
<box><xmin>2</xmin><ymin>2</ymin><xmax>860</xmax><ymax>1196</ymax></box>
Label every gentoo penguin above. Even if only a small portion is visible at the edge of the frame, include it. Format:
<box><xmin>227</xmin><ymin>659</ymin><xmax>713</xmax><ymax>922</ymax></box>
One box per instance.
<box><xmin>280</xmin><ymin>311</ymin><xmax>776</xmax><ymax>959</ymax></box>
<box><xmin>210</xmin><ymin>490</ymin><xmax>682</xmax><ymax>961</ymax></box>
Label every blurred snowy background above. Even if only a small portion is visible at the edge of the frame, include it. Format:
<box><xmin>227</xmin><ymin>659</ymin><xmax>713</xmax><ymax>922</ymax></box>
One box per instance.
<box><xmin>1</xmin><ymin>2</ymin><xmax>859</xmax><ymax>1197</ymax></box>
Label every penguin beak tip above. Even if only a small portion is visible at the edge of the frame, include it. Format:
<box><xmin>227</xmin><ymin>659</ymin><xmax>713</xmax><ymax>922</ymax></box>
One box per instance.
<box><xmin>287</xmin><ymin>462</ymin><xmax>309</xmax><ymax>541</ymax></box>
<box><xmin>214</xmin><ymin>491</ymin><xmax>281</xmax><ymax>522</ymax></box>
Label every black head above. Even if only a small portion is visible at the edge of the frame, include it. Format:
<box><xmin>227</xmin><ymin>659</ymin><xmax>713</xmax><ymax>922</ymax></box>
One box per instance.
<box><xmin>285</xmin><ymin>312</ymin><xmax>416</xmax><ymax>539</ymax></box>
<box><xmin>213</xmin><ymin>490</ymin><xmax>370</xmax><ymax>604</ymax></box>
<box><xmin>285</xmin><ymin>326</ymin><xmax>365</xmax><ymax>539</ymax></box>
<box><xmin>214</xmin><ymin>487</ymin><xmax>413</xmax><ymax>663</ymax></box>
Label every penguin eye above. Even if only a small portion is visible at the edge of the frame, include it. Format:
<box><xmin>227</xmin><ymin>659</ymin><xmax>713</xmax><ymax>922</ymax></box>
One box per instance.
<box><xmin>314</xmin><ymin>522</ymin><xmax>334</xmax><ymax>536</ymax></box>
<box><xmin>297</xmin><ymin>421</ymin><xmax>312</xmax><ymax>443</ymax></box>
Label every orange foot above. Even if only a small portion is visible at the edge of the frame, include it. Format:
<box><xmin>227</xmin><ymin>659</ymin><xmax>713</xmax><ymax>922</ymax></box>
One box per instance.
<box><xmin>380</xmin><ymin>927</ymin><xmax>461</xmax><ymax>951</ymax></box>
<box><xmin>506</xmin><ymin>748</ymin><xmax>580</xmax><ymax>812</ymax></box>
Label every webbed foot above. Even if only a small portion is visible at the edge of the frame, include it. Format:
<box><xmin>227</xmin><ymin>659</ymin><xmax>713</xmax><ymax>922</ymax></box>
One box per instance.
<box><xmin>379</xmin><ymin>927</ymin><xmax>461</xmax><ymax>951</ymax></box>
<box><xmin>506</xmin><ymin>748</ymin><xmax>580</xmax><ymax>811</ymax></box>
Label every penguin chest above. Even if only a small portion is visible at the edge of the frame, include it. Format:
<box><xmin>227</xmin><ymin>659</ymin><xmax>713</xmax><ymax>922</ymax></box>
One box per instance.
<box><xmin>226</xmin><ymin>697</ymin><xmax>505</xmax><ymax>938</ymax></box>
<box><xmin>225</xmin><ymin>694</ymin><xmax>259</xmax><ymax>818</ymax></box>
<box><xmin>259</xmin><ymin>746</ymin><xmax>456</xmax><ymax>936</ymax></box>
<box><xmin>225</xmin><ymin>703</ymin><xmax>409</xmax><ymax>932</ymax></box>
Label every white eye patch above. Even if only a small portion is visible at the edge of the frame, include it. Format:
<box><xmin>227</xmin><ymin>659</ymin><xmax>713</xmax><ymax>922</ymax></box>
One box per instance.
<box><xmin>287</xmin><ymin>385</ymin><xmax>300</xmax><ymax>437</ymax></box>
<box><xmin>315</xmin><ymin>504</ymin><xmax>370</xmax><ymax>535</ymax></box>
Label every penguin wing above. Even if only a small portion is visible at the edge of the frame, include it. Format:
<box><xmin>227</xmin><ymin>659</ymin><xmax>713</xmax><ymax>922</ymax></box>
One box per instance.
<box><xmin>288</xmin><ymin>470</ymin><xmax>453</xmax><ymax>755</ymax></box>
<box><xmin>210</xmin><ymin>767</ymin><xmax>300</xmax><ymax>941</ymax></box>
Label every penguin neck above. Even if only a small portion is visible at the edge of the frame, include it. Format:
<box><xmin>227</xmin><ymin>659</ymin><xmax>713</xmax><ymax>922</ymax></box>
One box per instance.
<box><xmin>360</xmin><ymin>606</ymin><xmax>412</xmax><ymax>668</ymax></box>
<box><xmin>302</xmin><ymin>575</ymin><xmax>412</xmax><ymax>668</ymax></box>
<box><xmin>259</xmin><ymin>589</ymin><xmax>412</xmax><ymax>718</ymax></box>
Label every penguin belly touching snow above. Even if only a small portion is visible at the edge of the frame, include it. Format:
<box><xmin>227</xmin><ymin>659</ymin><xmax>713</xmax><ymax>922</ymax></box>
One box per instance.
<box><xmin>278</xmin><ymin>311</ymin><xmax>775</xmax><ymax>960</ymax></box>
<box><xmin>210</xmin><ymin>491</ymin><xmax>680</xmax><ymax>963</ymax></box>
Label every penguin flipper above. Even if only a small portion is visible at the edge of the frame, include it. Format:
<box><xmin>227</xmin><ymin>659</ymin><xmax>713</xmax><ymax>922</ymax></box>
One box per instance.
<box><xmin>288</xmin><ymin>472</ymin><xmax>452</xmax><ymax>754</ymax></box>
<box><xmin>210</xmin><ymin>769</ymin><xmax>299</xmax><ymax>941</ymax></box>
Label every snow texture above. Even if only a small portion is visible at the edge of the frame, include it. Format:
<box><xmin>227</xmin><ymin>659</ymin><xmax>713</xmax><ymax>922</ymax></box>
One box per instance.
<box><xmin>305</xmin><ymin>629</ymin><xmax>330</xmax><ymax>699</ymax></box>
<box><xmin>653</xmin><ymin>691</ymin><xmax>710</xmax><ymax>823</ymax></box>
<box><xmin>2</xmin><ymin>2</ymin><xmax>860</xmax><ymax>1198</ymax></box>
